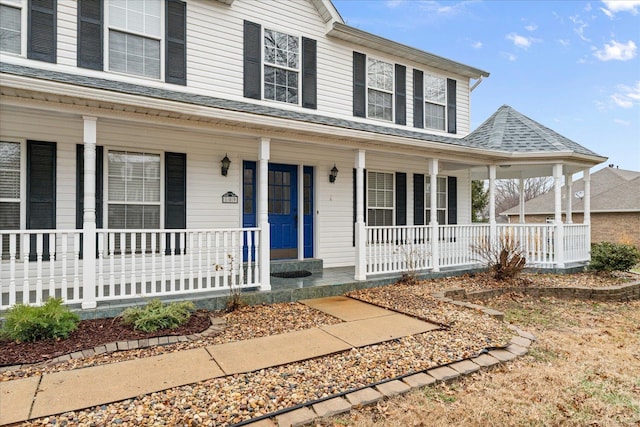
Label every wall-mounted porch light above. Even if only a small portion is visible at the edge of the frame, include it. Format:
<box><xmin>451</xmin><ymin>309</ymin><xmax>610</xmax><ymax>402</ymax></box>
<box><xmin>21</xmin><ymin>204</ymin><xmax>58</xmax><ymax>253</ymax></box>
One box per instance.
<box><xmin>329</xmin><ymin>164</ymin><xmax>339</xmax><ymax>183</ymax></box>
<box><xmin>221</xmin><ymin>154</ymin><xmax>231</xmax><ymax>176</ymax></box>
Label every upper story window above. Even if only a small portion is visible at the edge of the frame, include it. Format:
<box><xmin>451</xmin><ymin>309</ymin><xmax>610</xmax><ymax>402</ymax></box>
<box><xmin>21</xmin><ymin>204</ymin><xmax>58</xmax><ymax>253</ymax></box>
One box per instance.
<box><xmin>1</xmin><ymin>0</ymin><xmax>56</xmax><ymax>63</ymax></box>
<box><xmin>0</xmin><ymin>0</ymin><xmax>22</xmax><ymax>54</ymax></box>
<box><xmin>424</xmin><ymin>74</ymin><xmax>446</xmax><ymax>131</ymax></box>
<box><xmin>263</xmin><ymin>28</ymin><xmax>299</xmax><ymax>104</ymax></box>
<box><xmin>108</xmin><ymin>0</ymin><xmax>162</xmax><ymax>79</ymax></box>
<box><xmin>367</xmin><ymin>58</ymin><xmax>394</xmax><ymax>122</ymax></box>
<box><xmin>367</xmin><ymin>171</ymin><xmax>394</xmax><ymax>226</ymax></box>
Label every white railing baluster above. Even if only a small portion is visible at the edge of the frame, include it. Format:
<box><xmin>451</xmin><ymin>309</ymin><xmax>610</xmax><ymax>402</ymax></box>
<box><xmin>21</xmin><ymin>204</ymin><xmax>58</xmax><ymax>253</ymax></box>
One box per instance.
<box><xmin>73</xmin><ymin>233</ymin><xmax>80</xmax><ymax>301</ymax></box>
<box><xmin>9</xmin><ymin>234</ymin><xmax>17</xmax><ymax>306</ymax></box>
<box><xmin>48</xmin><ymin>233</ymin><xmax>56</xmax><ymax>301</ymax></box>
<box><xmin>160</xmin><ymin>232</ymin><xmax>167</xmax><ymax>292</ymax></box>
<box><xmin>97</xmin><ymin>232</ymin><xmax>104</xmax><ymax>299</ymax></box>
<box><xmin>188</xmin><ymin>232</ymin><xmax>194</xmax><ymax>290</ymax></box>
<box><xmin>141</xmin><ymin>233</ymin><xmax>147</xmax><ymax>296</ymax></box>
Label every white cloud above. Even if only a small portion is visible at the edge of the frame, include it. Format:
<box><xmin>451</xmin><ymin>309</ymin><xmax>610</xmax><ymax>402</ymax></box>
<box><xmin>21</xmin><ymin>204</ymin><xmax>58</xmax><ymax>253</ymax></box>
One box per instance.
<box><xmin>471</xmin><ymin>41</ymin><xmax>483</xmax><ymax>49</ymax></box>
<box><xmin>614</xmin><ymin>118</ymin><xmax>631</xmax><ymax>125</ymax></box>
<box><xmin>417</xmin><ymin>0</ymin><xmax>480</xmax><ymax>16</ymax></box>
<box><xmin>585</xmin><ymin>2</ymin><xmax>593</xmax><ymax>12</ymax></box>
<box><xmin>601</xmin><ymin>0</ymin><xmax>640</xmax><ymax>15</ymax></box>
<box><xmin>594</xmin><ymin>40</ymin><xmax>637</xmax><ymax>61</ymax></box>
<box><xmin>558</xmin><ymin>39</ymin><xmax>571</xmax><ymax>47</ymax></box>
<box><xmin>506</xmin><ymin>33</ymin><xmax>541</xmax><ymax>49</ymax></box>
<box><xmin>569</xmin><ymin>15</ymin><xmax>590</xmax><ymax>41</ymax></box>
<box><xmin>385</xmin><ymin>0</ymin><xmax>404</xmax><ymax>8</ymax></box>
<box><xmin>610</xmin><ymin>81</ymin><xmax>640</xmax><ymax>108</ymax></box>
<box><xmin>500</xmin><ymin>52</ymin><xmax>517</xmax><ymax>61</ymax></box>
<box><xmin>525</xmin><ymin>24</ymin><xmax>538</xmax><ymax>31</ymax></box>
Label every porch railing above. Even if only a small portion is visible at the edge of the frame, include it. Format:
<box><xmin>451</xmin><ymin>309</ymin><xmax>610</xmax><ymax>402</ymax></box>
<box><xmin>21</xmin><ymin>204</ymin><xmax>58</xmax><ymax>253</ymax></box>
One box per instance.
<box><xmin>366</xmin><ymin>223</ymin><xmax>590</xmax><ymax>276</ymax></box>
<box><xmin>0</xmin><ymin>228</ymin><xmax>261</xmax><ymax>310</ymax></box>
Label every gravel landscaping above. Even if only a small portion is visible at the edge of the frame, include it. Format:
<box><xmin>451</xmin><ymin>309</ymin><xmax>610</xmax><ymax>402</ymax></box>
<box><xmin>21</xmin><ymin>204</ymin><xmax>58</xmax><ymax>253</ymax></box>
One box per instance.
<box><xmin>7</xmin><ymin>271</ymin><xmax>636</xmax><ymax>426</ymax></box>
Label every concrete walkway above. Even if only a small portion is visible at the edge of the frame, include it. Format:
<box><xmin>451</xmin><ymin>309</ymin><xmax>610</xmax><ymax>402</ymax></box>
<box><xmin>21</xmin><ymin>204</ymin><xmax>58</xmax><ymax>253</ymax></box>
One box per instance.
<box><xmin>0</xmin><ymin>296</ymin><xmax>440</xmax><ymax>425</ymax></box>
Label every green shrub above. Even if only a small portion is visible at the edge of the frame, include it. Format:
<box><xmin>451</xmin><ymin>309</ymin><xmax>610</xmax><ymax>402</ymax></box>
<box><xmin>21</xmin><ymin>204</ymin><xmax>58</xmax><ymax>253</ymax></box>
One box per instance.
<box><xmin>1</xmin><ymin>298</ymin><xmax>80</xmax><ymax>342</ymax></box>
<box><xmin>589</xmin><ymin>242</ymin><xmax>640</xmax><ymax>272</ymax></box>
<box><xmin>120</xmin><ymin>299</ymin><xmax>195</xmax><ymax>333</ymax></box>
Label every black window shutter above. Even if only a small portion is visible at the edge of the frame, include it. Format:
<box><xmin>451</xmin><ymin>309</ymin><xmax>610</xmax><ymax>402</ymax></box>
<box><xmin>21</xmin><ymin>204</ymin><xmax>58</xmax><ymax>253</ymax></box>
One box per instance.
<box><xmin>76</xmin><ymin>144</ymin><xmax>104</xmax><ymax>229</ymax></box>
<box><xmin>77</xmin><ymin>0</ymin><xmax>103</xmax><ymax>70</ymax></box>
<box><xmin>413</xmin><ymin>173</ymin><xmax>424</xmax><ymax>225</ymax></box>
<box><xmin>395</xmin><ymin>172</ymin><xmax>406</xmax><ymax>225</ymax></box>
<box><xmin>243</xmin><ymin>20</ymin><xmax>261</xmax><ymax>99</ymax></box>
<box><xmin>395</xmin><ymin>64</ymin><xmax>406</xmax><ymax>125</ymax></box>
<box><xmin>166</xmin><ymin>0</ymin><xmax>187</xmax><ymax>85</ymax></box>
<box><xmin>165</xmin><ymin>152</ymin><xmax>187</xmax><ymax>229</ymax></box>
<box><xmin>447</xmin><ymin>78</ymin><xmax>457</xmax><ymax>134</ymax></box>
<box><xmin>413</xmin><ymin>69</ymin><xmax>424</xmax><ymax>128</ymax></box>
<box><xmin>27</xmin><ymin>141</ymin><xmax>56</xmax><ymax>261</ymax></box>
<box><xmin>302</xmin><ymin>37</ymin><xmax>317</xmax><ymax>109</ymax></box>
<box><xmin>447</xmin><ymin>176</ymin><xmax>457</xmax><ymax>225</ymax></box>
<box><xmin>353</xmin><ymin>52</ymin><xmax>366</xmax><ymax>117</ymax></box>
<box><xmin>352</xmin><ymin>168</ymin><xmax>367</xmax><ymax>246</ymax></box>
<box><xmin>28</xmin><ymin>0</ymin><xmax>56</xmax><ymax>63</ymax></box>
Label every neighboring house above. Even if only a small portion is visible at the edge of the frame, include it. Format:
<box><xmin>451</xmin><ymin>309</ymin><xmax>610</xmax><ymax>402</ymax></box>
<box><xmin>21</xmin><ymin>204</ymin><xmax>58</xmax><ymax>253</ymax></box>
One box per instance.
<box><xmin>0</xmin><ymin>0</ymin><xmax>605</xmax><ymax>310</ymax></box>
<box><xmin>503</xmin><ymin>166</ymin><xmax>640</xmax><ymax>249</ymax></box>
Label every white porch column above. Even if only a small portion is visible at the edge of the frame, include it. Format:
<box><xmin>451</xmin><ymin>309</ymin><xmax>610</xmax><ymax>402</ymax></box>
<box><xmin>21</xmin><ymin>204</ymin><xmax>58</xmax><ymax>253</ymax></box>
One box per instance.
<box><xmin>518</xmin><ymin>177</ymin><xmax>525</xmax><ymax>224</ymax></box>
<box><xmin>583</xmin><ymin>168</ymin><xmax>591</xmax><ymax>225</ymax></box>
<box><xmin>81</xmin><ymin>116</ymin><xmax>97</xmax><ymax>309</ymax></box>
<box><xmin>429</xmin><ymin>158</ymin><xmax>439</xmax><ymax>272</ymax></box>
<box><xmin>297</xmin><ymin>164</ymin><xmax>304</xmax><ymax>260</ymax></box>
<box><xmin>565</xmin><ymin>173</ymin><xmax>573</xmax><ymax>224</ymax></box>
<box><xmin>258</xmin><ymin>138</ymin><xmax>271</xmax><ymax>290</ymax></box>
<box><xmin>553</xmin><ymin>163</ymin><xmax>565</xmax><ymax>268</ymax></box>
<box><xmin>583</xmin><ymin>168</ymin><xmax>591</xmax><ymax>250</ymax></box>
<box><xmin>488</xmin><ymin>165</ymin><xmax>497</xmax><ymax>243</ymax></box>
<box><xmin>354</xmin><ymin>150</ymin><xmax>366</xmax><ymax>281</ymax></box>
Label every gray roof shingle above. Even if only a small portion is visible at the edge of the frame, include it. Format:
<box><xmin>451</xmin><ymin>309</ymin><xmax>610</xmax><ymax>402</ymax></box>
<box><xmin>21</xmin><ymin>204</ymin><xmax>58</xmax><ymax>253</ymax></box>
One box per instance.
<box><xmin>464</xmin><ymin>105</ymin><xmax>602</xmax><ymax>157</ymax></box>
<box><xmin>1</xmin><ymin>64</ymin><xmax>603</xmax><ymax>160</ymax></box>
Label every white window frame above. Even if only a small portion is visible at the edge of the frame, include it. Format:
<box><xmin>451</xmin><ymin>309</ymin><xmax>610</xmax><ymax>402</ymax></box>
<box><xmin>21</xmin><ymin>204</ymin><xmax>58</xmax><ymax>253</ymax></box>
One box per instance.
<box><xmin>0</xmin><ymin>138</ymin><xmax>26</xmax><ymax>230</ymax></box>
<box><xmin>424</xmin><ymin>73</ymin><xmax>447</xmax><ymax>131</ymax></box>
<box><xmin>366</xmin><ymin>57</ymin><xmax>394</xmax><ymax>122</ymax></box>
<box><xmin>425</xmin><ymin>175</ymin><xmax>447</xmax><ymax>224</ymax></box>
<box><xmin>262</xmin><ymin>26</ymin><xmax>301</xmax><ymax>105</ymax></box>
<box><xmin>0</xmin><ymin>0</ymin><xmax>28</xmax><ymax>57</ymax></box>
<box><xmin>104</xmin><ymin>148</ymin><xmax>164</xmax><ymax>230</ymax></box>
<box><xmin>367</xmin><ymin>170</ymin><xmax>395</xmax><ymax>227</ymax></box>
<box><xmin>104</xmin><ymin>0</ymin><xmax>165</xmax><ymax>81</ymax></box>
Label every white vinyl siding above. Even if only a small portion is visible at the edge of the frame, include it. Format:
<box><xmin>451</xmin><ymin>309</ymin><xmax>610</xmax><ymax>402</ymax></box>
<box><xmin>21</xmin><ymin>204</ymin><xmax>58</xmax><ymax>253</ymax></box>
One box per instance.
<box><xmin>263</xmin><ymin>28</ymin><xmax>299</xmax><ymax>104</ymax></box>
<box><xmin>367</xmin><ymin>58</ymin><xmax>393</xmax><ymax>121</ymax></box>
<box><xmin>424</xmin><ymin>74</ymin><xmax>446</xmax><ymax>131</ymax></box>
<box><xmin>367</xmin><ymin>171</ymin><xmax>394</xmax><ymax>226</ymax></box>
<box><xmin>107</xmin><ymin>0</ymin><xmax>162</xmax><ymax>79</ymax></box>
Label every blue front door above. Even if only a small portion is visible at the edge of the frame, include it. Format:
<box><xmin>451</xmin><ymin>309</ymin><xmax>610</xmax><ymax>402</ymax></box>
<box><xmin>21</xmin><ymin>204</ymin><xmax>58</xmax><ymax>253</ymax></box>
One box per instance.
<box><xmin>269</xmin><ymin>163</ymin><xmax>298</xmax><ymax>259</ymax></box>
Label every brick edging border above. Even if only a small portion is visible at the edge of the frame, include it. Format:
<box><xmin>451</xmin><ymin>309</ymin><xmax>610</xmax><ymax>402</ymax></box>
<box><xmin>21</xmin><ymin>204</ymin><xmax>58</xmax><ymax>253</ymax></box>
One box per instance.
<box><xmin>0</xmin><ymin>315</ymin><xmax>226</xmax><ymax>374</ymax></box>
<box><xmin>441</xmin><ymin>280</ymin><xmax>640</xmax><ymax>303</ymax></box>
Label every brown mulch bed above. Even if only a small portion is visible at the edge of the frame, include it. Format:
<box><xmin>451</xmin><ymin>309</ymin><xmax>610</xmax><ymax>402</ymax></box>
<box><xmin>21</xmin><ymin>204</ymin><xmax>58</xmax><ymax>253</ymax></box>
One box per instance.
<box><xmin>0</xmin><ymin>310</ymin><xmax>211</xmax><ymax>366</ymax></box>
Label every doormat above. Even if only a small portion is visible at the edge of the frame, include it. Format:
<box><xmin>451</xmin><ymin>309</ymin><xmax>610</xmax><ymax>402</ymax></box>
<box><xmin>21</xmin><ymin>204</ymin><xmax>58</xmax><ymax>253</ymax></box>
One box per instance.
<box><xmin>271</xmin><ymin>270</ymin><xmax>312</xmax><ymax>279</ymax></box>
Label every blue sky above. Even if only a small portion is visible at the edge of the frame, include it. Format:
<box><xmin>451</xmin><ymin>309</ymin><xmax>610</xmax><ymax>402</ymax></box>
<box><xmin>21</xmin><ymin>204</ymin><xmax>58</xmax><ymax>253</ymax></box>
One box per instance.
<box><xmin>332</xmin><ymin>0</ymin><xmax>640</xmax><ymax>172</ymax></box>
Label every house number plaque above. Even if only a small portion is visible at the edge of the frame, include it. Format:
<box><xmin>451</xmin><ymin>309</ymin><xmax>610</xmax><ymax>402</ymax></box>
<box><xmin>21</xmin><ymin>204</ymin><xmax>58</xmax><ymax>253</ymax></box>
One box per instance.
<box><xmin>222</xmin><ymin>191</ymin><xmax>238</xmax><ymax>204</ymax></box>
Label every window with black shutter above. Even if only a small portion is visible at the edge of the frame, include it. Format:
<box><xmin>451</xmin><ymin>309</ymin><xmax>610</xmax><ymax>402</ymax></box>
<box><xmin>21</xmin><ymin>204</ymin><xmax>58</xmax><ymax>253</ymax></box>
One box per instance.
<box><xmin>166</xmin><ymin>0</ymin><xmax>186</xmax><ymax>85</ymax></box>
<box><xmin>28</xmin><ymin>0</ymin><xmax>56</xmax><ymax>63</ymax></box>
<box><xmin>243</xmin><ymin>20</ymin><xmax>261</xmax><ymax>99</ymax></box>
<box><xmin>301</xmin><ymin>37</ymin><xmax>317</xmax><ymax>109</ymax></box>
<box><xmin>395</xmin><ymin>65</ymin><xmax>406</xmax><ymax>125</ymax></box>
<box><xmin>165</xmin><ymin>152</ymin><xmax>186</xmax><ymax>254</ymax></box>
<box><xmin>353</xmin><ymin>52</ymin><xmax>366</xmax><ymax>117</ymax></box>
<box><xmin>77</xmin><ymin>0</ymin><xmax>103</xmax><ymax>70</ymax></box>
<box><xmin>413</xmin><ymin>69</ymin><xmax>424</xmax><ymax>128</ymax></box>
<box><xmin>447</xmin><ymin>78</ymin><xmax>457</xmax><ymax>134</ymax></box>
<box><xmin>395</xmin><ymin>172</ymin><xmax>407</xmax><ymax>225</ymax></box>
<box><xmin>27</xmin><ymin>140</ymin><xmax>56</xmax><ymax>261</ymax></box>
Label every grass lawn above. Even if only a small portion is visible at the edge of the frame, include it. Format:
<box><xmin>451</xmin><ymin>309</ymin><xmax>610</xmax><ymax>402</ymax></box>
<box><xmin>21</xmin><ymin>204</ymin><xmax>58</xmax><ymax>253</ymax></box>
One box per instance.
<box><xmin>323</xmin><ymin>296</ymin><xmax>640</xmax><ymax>427</ymax></box>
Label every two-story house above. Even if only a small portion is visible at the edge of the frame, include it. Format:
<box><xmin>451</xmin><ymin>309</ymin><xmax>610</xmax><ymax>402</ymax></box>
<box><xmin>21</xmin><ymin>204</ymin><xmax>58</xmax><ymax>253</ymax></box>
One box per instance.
<box><xmin>0</xmin><ymin>0</ymin><xmax>606</xmax><ymax>311</ymax></box>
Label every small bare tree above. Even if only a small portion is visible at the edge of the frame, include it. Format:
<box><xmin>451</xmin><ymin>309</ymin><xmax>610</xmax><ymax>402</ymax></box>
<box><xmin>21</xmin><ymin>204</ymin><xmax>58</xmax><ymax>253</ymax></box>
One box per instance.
<box><xmin>471</xmin><ymin>233</ymin><xmax>527</xmax><ymax>281</ymax></box>
<box><xmin>494</xmin><ymin>177</ymin><xmax>553</xmax><ymax>216</ymax></box>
